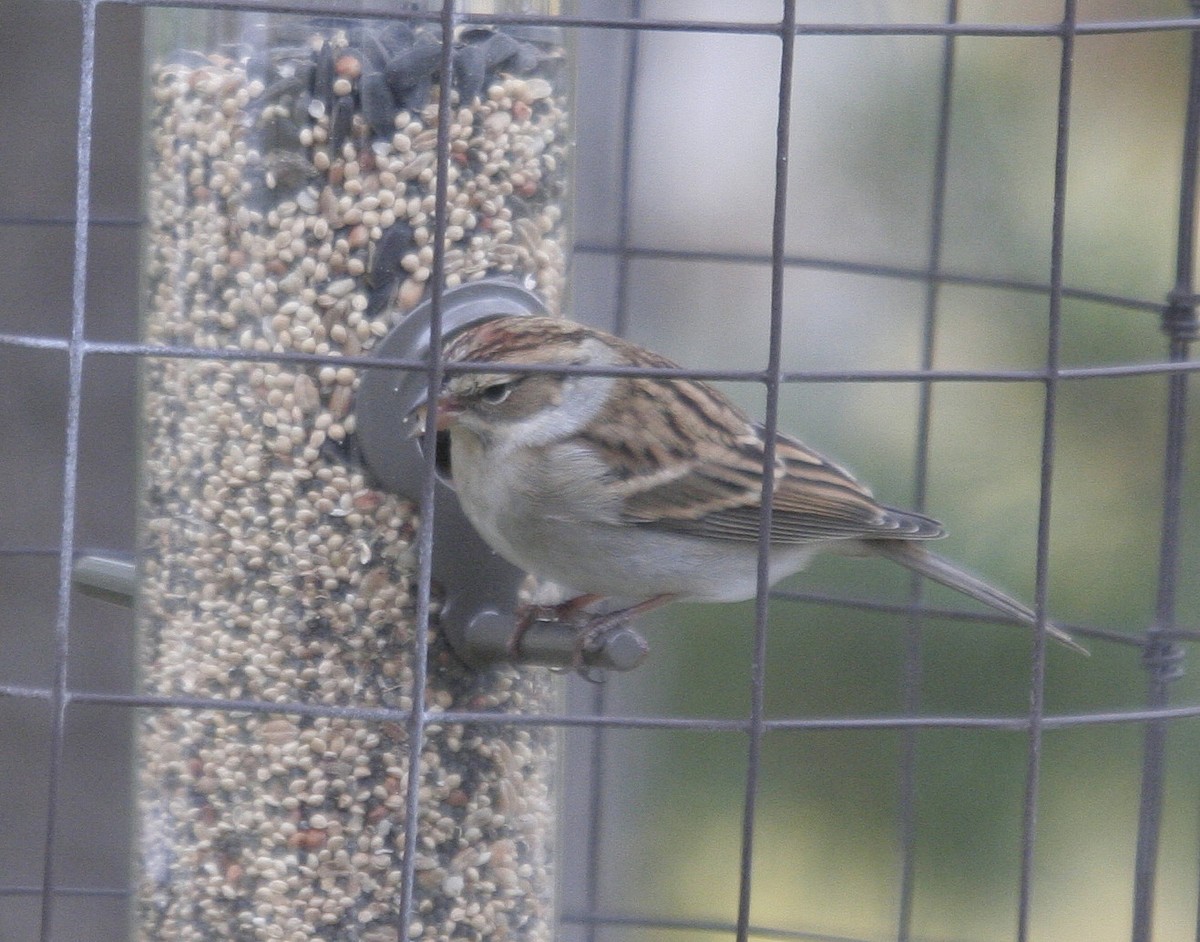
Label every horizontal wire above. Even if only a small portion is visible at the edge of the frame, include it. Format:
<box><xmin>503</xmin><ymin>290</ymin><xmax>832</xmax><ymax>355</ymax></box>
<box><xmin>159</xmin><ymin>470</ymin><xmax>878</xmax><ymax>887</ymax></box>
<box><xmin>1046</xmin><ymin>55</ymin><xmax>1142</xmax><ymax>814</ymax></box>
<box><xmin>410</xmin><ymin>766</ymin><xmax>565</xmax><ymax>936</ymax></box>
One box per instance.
<box><xmin>4</xmin><ymin>680</ymin><xmax>1199</xmax><ymax>733</ymax></box>
<box><xmin>0</xmin><ymin>213</ymin><xmax>141</xmax><ymax>228</ymax></box>
<box><xmin>0</xmin><ymin>885</ymin><xmax>128</xmax><ymax>898</ymax></box>
<box><xmin>8</xmin><ymin>543</ymin><xmax>1193</xmax><ymax>646</ymax></box>
<box><xmin>768</xmin><ymin>589</ymin><xmax>1193</xmax><ymax>645</ymax></box>
<box><xmin>561</xmin><ymin>907</ymin><xmax>879</xmax><ymax>942</ymax></box>
<box><xmin>0</xmin><ymin>222</ymin><xmax>1171</xmax><ymax>318</ymax></box>
<box><xmin>86</xmin><ymin>0</ymin><xmax>1200</xmax><ymax>39</ymax></box>
<box><xmin>13</xmin><ymin>533</ymin><xmax>1191</xmax><ymax>644</ymax></box>
<box><xmin>3</xmin><ymin>331</ymin><xmax>1198</xmax><ymax>384</ymax></box>
<box><xmin>575</xmin><ymin>242</ymin><xmax>1169</xmax><ymax>316</ymax></box>
<box><xmin>0</xmin><ymin>203</ymin><xmax>1177</xmax><ymax>318</ymax></box>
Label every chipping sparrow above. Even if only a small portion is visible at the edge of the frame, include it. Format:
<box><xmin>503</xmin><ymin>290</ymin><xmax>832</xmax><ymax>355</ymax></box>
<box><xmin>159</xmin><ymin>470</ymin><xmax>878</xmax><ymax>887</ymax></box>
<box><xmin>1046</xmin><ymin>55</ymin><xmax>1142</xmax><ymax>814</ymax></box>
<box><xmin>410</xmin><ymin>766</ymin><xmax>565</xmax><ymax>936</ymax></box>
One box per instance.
<box><xmin>408</xmin><ymin>315</ymin><xmax>1083</xmax><ymax>658</ymax></box>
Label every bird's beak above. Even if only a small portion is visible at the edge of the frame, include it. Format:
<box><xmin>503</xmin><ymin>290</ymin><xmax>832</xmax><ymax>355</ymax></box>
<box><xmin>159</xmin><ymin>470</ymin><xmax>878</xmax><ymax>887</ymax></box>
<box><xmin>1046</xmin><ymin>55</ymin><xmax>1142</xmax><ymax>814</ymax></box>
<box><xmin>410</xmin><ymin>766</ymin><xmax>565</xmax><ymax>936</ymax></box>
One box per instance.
<box><xmin>404</xmin><ymin>394</ymin><xmax>462</xmax><ymax>439</ymax></box>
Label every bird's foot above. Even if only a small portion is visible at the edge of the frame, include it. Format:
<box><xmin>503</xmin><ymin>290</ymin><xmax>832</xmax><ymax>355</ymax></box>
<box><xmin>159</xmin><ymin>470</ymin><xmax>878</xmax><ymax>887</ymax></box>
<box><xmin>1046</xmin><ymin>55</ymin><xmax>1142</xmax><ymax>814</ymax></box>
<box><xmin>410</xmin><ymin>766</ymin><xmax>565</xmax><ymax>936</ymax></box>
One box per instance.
<box><xmin>510</xmin><ymin>594</ymin><xmax>604</xmax><ymax>661</ymax></box>
<box><xmin>510</xmin><ymin>593</ymin><xmax>674</xmax><ymax>677</ymax></box>
<box><xmin>570</xmin><ymin>609</ymin><xmax>641</xmax><ymax>682</ymax></box>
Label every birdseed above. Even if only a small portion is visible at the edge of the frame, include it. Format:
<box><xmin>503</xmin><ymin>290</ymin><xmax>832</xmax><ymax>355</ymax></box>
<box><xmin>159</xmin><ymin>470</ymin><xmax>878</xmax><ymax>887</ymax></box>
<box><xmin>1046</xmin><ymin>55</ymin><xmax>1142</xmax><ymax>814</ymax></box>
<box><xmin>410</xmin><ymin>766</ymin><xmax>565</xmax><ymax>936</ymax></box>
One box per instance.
<box><xmin>137</xmin><ymin>16</ymin><xmax>568</xmax><ymax>941</ymax></box>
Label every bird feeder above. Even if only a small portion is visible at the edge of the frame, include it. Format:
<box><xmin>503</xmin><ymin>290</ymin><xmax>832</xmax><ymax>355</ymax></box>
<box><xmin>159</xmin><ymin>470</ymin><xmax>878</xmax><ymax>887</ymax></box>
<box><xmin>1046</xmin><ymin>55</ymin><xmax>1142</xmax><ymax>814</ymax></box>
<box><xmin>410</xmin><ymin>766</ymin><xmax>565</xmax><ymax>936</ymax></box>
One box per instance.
<box><xmin>134</xmin><ymin>6</ymin><xmax>573</xmax><ymax>939</ymax></box>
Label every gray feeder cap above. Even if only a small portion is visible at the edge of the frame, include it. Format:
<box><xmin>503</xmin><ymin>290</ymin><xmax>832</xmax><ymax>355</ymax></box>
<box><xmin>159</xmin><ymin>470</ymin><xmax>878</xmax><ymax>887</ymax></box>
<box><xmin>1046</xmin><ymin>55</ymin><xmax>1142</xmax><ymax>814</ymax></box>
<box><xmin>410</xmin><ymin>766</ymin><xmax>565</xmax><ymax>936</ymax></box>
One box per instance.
<box><xmin>355</xmin><ymin>278</ymin><xmax>548</xmax><ymax>494</ymax></box>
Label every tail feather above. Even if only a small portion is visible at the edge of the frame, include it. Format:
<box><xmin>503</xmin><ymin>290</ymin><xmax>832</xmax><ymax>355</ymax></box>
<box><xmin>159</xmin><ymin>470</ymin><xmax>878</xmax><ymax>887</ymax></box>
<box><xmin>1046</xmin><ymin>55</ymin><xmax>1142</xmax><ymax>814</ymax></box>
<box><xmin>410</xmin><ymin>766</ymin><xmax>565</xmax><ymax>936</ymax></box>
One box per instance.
<box><xmin>870</xmin><ymin>541</ymin><xmax>1087</xmax><ymax>655</ymax></box>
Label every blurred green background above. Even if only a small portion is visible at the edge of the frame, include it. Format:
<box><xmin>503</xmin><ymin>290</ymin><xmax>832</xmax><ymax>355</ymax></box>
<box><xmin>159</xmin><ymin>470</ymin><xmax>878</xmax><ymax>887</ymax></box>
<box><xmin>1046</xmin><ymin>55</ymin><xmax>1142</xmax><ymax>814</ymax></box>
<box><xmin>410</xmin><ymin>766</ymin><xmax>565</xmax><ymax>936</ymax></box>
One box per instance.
<box><xmin>566</xmin><ymin>2</ymin><xmax>1200</xmax><ymax>941</ymax></box>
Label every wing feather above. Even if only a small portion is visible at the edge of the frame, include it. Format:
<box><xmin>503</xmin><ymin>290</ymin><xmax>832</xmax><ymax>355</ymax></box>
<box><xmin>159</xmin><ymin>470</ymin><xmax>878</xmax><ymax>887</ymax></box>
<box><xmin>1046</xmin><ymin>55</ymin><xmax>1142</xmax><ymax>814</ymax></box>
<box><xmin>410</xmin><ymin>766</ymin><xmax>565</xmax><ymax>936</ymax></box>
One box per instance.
<box><xmin>623</xmin><ymin>423</ymin><xmax>943</xmax><ymax>544</ymax></box>
<box><xmin>572</xmin><ymin>337</ymin><xmax>942</xmax><ymax>545</ymax></box>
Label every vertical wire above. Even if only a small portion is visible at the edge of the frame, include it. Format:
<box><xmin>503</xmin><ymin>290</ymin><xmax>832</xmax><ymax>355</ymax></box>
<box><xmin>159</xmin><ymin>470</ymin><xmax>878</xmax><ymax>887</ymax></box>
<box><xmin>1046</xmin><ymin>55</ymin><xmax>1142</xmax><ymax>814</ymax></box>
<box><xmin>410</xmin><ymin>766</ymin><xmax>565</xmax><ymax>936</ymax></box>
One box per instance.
<box><xmin>40</xmin><ymin>1</ymin><xmax>99</xmax><ymax>938</ymax></box>
<box><xmin>580</xmin><ymin>679</ymin><xmax>606</xmax><ymax>942</ymax></box>
<box><xmin>610</xmin><ymin>0</ymin><xmax>642</xmax><ymax>337</ymax></box>
<box><xmin>896</xmin><ymin>4</ymin><xmax>958</xmax><ymax>939</ymax></box>
<box><xmin>1016</xmin><ymin>3</ymin><xmax>1076</xmax><ymax>940</ymax></box>
<box><xmin>1131</xmin><ymin>9</ymin><xmax>1200</xmax><ymax>942</ymax></box>
<box><xmin>395</xmin><ymin>1</ymin><xmax>458</xmax><ymax>934</ymax></box>
<box><xmin>582</xmin><ymin>4</ymin><xmax>644</xmax><ymax>939</ymax></box>
<box><xmin>734</xmin><ymin>1</ymin><xmax>795</xmax><ymax>939</ymax></box>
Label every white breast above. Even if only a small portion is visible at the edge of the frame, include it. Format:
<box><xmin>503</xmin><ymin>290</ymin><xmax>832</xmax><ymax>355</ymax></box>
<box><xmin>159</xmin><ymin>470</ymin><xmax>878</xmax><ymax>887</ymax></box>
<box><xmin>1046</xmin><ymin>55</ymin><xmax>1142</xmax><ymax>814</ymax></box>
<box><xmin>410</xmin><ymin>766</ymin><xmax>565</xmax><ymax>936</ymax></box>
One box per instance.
<box><xmin>450</xmin><ymin>425</ymin><xmax>819</xmax><ymax>602</ymax></box>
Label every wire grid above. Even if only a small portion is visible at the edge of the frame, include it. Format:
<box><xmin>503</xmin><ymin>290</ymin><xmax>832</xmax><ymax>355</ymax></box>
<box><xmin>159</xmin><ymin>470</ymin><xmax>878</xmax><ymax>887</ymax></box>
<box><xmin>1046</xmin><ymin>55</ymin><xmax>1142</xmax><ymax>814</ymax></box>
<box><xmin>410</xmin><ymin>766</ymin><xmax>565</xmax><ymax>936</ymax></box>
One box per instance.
<box><xmin>0</xmin><ymin>2</ymin><xmax>1198</xmax><ymax>941</ymax></box>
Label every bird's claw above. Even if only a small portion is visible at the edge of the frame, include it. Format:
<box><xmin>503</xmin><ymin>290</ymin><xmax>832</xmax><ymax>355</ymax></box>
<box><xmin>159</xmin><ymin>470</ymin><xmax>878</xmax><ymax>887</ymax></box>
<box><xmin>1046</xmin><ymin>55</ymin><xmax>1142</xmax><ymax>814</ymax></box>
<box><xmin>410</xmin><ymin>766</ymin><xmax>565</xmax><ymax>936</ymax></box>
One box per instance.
<box><xmin>509</xmin><ymin>599</ymin><xmax>636</xmax><ymax>680</ymax></box>
<box><xmin>569</xmin><ymin>610</ymin><xmax>638</xmax><ymax>681</ymax></box>
<box><xmin>509</xmin><ymin>596</ymin><xmax>600</xmax><ymax>661</ymax></box>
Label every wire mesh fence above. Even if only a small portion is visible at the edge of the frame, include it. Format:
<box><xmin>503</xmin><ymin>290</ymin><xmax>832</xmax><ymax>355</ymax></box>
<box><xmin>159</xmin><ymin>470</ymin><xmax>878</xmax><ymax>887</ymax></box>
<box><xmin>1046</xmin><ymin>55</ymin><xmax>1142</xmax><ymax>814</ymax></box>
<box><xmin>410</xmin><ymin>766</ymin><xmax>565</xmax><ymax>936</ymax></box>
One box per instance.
<box><xmin>1</xmin><ymin>2</ymin><xmax>1198</xmax><ymax>941</ymax></box>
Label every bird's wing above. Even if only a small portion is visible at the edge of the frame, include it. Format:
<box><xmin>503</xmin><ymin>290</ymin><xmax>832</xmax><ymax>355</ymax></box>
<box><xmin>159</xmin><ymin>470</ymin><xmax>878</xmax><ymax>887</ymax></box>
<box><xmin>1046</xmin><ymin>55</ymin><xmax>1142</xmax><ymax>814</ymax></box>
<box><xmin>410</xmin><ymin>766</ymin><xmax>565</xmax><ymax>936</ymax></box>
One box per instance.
<box><xmin>576</xmin><ymin>357</ymin><xmax>940</xmax><ymax>544</ymax></box>
<box><xmin>621</xmin><ymin>422</ymin><xmax>943</xmax><ymax>544</ymax></box>
<box><xmin>576</xmin><ymin>343</ymin><xmax>944</xmax><ymax>546</ymax></box>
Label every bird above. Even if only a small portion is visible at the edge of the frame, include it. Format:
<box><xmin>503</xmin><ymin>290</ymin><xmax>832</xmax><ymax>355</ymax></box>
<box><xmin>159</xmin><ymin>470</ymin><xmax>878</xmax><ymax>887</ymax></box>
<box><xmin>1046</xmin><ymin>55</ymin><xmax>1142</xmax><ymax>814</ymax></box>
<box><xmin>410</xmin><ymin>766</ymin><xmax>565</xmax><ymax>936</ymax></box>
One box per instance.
<box><xmin>406</xmin><ymin>314</ymin><xmax>1084</xmax><ymax>662</ymax></box>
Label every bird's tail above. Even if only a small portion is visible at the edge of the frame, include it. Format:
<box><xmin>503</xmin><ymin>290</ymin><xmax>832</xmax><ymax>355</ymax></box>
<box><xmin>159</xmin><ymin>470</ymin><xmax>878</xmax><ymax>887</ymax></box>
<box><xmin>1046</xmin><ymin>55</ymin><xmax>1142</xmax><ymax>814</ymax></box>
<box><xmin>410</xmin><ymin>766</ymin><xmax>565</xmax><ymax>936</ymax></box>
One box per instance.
<box><xmin>869</xmin><ymin>541</ymin><xmax>1087</xmax><ymax>655</ymax></box>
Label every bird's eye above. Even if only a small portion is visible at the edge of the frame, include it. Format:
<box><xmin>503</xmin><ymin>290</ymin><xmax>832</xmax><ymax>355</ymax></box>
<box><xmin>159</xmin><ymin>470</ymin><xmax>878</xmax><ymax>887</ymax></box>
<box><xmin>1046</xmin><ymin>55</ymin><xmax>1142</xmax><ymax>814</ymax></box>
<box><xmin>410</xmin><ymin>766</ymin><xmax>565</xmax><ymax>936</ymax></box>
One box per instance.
<box><xmin>478</xmin><ymin>381</ymin><xmax>514</xmax><ymax>405</ymax></box>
